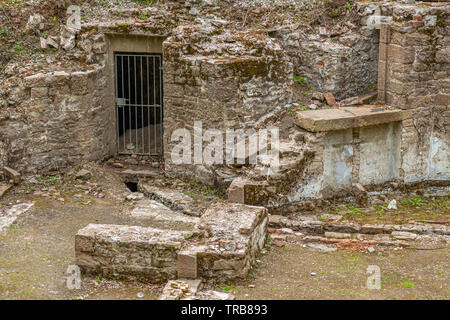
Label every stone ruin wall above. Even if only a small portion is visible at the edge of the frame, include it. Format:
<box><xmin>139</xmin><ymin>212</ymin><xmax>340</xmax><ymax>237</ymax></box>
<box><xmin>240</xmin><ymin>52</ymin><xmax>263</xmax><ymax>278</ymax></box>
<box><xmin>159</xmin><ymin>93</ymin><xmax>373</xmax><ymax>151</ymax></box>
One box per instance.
<box><xmin>1</xmin><ymin>7</ymin><xmax>293</xmax><ymax>179</ymax></box>
<box><xmin>163</xmin><ymin>24</ymin><xmax>293</xmax><ymax>185</ymax></box>
<box><xmin>0</xmin><ymin>65</ymin><xmax>113</xmax><ymax>174</ymax></box>
<box><xmin>0</xmin><ymin>12</ymin><xmax>169</xmax><ymax>175</ymax></box>
<box><xmin>284</xmin><ymin>3</ymin><xmax>450</xmax><ymax>203</ymax></box>
<box><xmin>378</xmin><ymin>8</ymin><xmax>449</xmax><ymax>184</ymax></box>
<box><xmin>272</xmin><ymin>20</ymin><xmax>379</xmax><ymax>100</ymax></box>
<box><xmin>0</xmin><ymin>1</ymin><xmax>448</xmax><ymax>200</ymax></box>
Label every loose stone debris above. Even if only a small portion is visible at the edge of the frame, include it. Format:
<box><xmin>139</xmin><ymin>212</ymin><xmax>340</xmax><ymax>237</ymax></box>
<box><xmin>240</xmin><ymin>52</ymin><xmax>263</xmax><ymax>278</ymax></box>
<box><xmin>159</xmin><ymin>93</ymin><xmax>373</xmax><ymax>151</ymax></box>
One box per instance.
<box><xmin>388</xmin><ymin>199</ymin><xmax>398</xmax><ymax>210</ymax></box>
<box><xmin>159</xmin><ymin>279</ymin><xmax>203</xmax><ymax>300</ymax></box>
<box><xmin>0</xmin><ymin>202</ymin><xmax>34</xmax><ymax>235</ymax></box>
<box><xmin>306</xmin><ymin>243</ymin><xmax>337</xmax><ymax>253</ymax></box>
<box><xmin>3</xmin><ymin>167</ymin><xmax>21</xmax><ymax>185</ymax></box>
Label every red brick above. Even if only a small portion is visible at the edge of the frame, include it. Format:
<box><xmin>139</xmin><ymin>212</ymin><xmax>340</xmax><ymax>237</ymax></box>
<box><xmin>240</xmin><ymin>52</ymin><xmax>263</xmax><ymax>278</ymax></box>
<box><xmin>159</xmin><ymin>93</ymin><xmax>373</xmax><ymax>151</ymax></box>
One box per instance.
<box><xmin>177</xmin><ymin>252</ymin><xmax>198</xmax><ymax>279</ymax></box>
<box><xmin>408</xmin><ymin>20</ymin><xmax>424</xmax><ymax>28</ymax></box>
<box><xmin>323</xmin><ymin>92</ymin><xmax>336</xmax><ymax>106</ymax></box>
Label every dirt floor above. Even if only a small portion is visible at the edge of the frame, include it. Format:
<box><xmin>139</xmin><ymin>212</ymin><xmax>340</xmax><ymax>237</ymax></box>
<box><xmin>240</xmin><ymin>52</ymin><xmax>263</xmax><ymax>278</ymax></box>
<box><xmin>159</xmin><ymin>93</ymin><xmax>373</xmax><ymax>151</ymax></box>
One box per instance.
<box><xmin>224</xmin><ymin>245</ymin><xmax>449</xmax><ymax>300</ymax></box>
<box><xmin>322</xmin><ymin>193</ymin><xmax>450</xmax><ymax>225</ymax></box>
<box><xmin>0</xmin><ymin>193</ymin><xmax>164</xmax><ymax>300</ymax></box>
<box><xmin>0</xmin><ymin>186</ymin><xmax>448</xmax><ymax>300</ymax></box>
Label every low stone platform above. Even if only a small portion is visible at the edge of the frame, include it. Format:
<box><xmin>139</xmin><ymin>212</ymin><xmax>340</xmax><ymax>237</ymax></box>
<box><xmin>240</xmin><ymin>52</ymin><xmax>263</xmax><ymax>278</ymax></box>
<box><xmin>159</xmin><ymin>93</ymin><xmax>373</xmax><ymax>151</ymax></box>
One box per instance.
<box><xmin>75</xmin><ymin>224</ymin><xmax>191</xmax><ymax>282</ymax></box>
<box><xmin>268</xmin><ymin>215</ymin><xmax>450</xmax><ymax>236</ymax></box>
<box><xmin>294</xmin><ymin>105</ymin><xmax>411</xmax><ymax>132</ymax></box>
<box><xmin>75</xmin><ymin>203</ymin><xmax>268</xmax><ymax>282</ymax></box>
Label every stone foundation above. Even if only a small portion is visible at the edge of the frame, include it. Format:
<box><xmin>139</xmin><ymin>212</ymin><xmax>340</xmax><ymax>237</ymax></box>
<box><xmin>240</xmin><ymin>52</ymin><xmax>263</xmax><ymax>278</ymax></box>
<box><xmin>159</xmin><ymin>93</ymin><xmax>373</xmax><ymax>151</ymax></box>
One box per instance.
<box><xmin>75</xmin><ymin>224</ymin><xmax>187</xmax><ymax>281</ymax></box>
<box><xmin>75</xmin><ymin>203</ymin><xmax>268</xmax><ymax>282</ymax></box>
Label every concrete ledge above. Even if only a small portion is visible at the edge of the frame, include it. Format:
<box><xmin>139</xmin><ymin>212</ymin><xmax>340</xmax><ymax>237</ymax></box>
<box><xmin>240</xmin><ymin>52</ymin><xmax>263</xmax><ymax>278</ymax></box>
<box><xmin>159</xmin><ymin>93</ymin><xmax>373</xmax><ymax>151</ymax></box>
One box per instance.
<box><xmin>294</xmin><ymin>105</ymin><xmax>411</xmax><ymax>132</ymax></box>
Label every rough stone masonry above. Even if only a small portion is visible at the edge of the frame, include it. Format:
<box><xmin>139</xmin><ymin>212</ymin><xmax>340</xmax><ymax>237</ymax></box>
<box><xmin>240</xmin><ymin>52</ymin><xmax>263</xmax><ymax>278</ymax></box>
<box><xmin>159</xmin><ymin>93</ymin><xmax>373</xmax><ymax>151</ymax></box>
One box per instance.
<box><xmin>75</xmin><ymin>203</ymin><xmax>268</xmax><ymax>282</ymax></box>
<box><xmin>0</xmin><ymin>0</ymin><xmax>447</xmax><ymax>285</ymax></box>
<box><xmin>0</xmin><ymin>1</ymin><xmax>447</xmax><ymax>205</ymax></box>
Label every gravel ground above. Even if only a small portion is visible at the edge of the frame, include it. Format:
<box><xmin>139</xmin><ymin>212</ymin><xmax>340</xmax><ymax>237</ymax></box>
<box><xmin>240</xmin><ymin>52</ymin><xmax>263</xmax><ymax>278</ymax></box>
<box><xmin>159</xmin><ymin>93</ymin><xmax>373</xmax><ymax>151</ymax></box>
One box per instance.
<box><xmin>0</xmin><ymin>189</ymin><xmax>448</xmax><ymax>300</ymax></box>
<box><xmin>223</xmin><ymin>243</ymin><xmax>449</xmax><ymax>300</ymax></box>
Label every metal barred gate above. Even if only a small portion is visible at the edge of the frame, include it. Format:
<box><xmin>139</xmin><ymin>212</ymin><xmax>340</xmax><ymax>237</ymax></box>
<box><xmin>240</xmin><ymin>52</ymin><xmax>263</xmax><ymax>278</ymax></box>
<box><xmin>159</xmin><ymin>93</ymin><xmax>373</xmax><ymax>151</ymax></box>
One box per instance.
<box><xmin>114</xmin><ymin>53</ymin><xmax>163</xmax><ymax>156</ymax></box>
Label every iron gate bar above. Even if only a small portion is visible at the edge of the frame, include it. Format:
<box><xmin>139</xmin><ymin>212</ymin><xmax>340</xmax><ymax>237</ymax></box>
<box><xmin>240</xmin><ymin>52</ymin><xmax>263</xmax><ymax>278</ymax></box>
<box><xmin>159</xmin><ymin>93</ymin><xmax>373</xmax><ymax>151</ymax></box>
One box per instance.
<box><xmin>115</xmin><ymin>54</ymin><xmax>119</xmax><ymax>154</ymax></box>
<box><xmin>159</xmin><ymin>55</ymin><xmax>163</xmax><ymax>156</ymax></box>
<box><xmin>141</xmin><ymin>56</ymin><xmax>144</xmax><ymax>154</ymax></box>
<box><xmin>153</xmin><ymin>56</ymin><xmax>156</xmax><ymax>155</ymax></box>
<box><xmin>114</xmin><ymin>53</ymin><xmax>163</xmax><ymax>156</ymax></box>
<box><xmin>147</xmin><ymin>57</ymin><xmax>151</xmax><ymax>153</ymax></box>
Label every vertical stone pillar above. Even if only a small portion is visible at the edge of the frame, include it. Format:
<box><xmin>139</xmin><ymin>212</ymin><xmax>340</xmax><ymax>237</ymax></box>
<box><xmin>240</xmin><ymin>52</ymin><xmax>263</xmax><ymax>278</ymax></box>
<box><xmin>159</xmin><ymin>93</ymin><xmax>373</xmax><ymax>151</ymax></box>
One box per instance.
<box><xmin>351</xmin><ymin>128</ymin><xmax>360</xmax><ymax>183</ymax></box>
<box><xmin>377</xmin><ymin>23</ymin><xmax>390</xmax><ymax>104</ymax></box>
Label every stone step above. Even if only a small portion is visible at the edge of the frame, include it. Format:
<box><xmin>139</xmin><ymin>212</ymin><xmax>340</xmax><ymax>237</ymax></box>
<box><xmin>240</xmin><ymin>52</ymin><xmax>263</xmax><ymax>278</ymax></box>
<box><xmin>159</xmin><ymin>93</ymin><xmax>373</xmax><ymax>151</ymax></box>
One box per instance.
<box><xmin>75</xmin><ymin>224</ymin><xmax>191</xmax><ymax>281</ymax></box>
<box><xmin>268</xmin><ymin>215</ymin><xmax>450</xmax><ymax>237</ymax></box>
<box><xmin>0</xmin><ymin>202</ymin><xmax>34</xmax><ymax>236</ymax></box>
<box><xmin>139</xmin><ymin>182</ymin><xmax>208</xmax><ymax>217</ymax></box>
<box><xmin>115</xmin><ymin>167</ymin><xmax>160</xmax><ymax>182</ymax></box>
<box><xmin>130</xmin><ymin>198</ymin><xmax>200</xmax><ymax>230</ymax></box>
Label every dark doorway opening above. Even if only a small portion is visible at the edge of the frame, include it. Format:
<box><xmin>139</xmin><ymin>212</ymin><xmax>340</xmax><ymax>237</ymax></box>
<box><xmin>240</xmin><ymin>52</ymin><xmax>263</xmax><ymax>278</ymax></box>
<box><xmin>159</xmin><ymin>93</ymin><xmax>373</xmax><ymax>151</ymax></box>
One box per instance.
<box><xmin>115</xmin><ymin>53</ymin><xmax>163</xmax><ymax>156</ymax></box>
<box><xmin>125</xmin><ymin>181</ymin><xmax>138</xmax><ymax>193</ymax></box>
